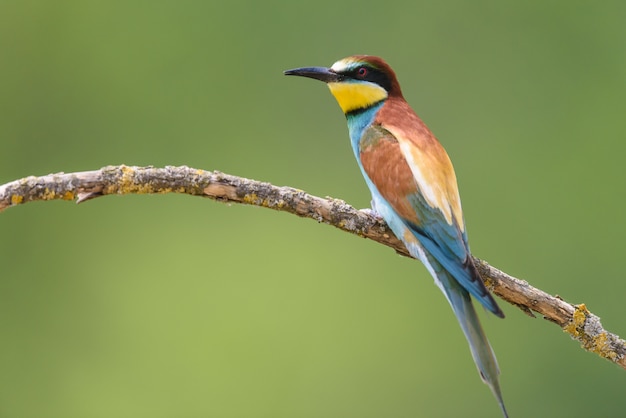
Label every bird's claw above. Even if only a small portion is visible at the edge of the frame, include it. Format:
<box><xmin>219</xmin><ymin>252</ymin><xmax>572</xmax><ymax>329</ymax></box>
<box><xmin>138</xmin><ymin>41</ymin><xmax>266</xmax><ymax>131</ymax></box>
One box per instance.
<box><xmin>360</xmin><ymin>207</ymin><xmax>385</xmax><ymax>222</ymax></box>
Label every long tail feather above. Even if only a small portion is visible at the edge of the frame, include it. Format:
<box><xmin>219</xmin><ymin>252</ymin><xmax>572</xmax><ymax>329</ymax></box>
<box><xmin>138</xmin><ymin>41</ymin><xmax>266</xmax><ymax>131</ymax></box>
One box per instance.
<box><xmin>429</xmin><ymin>257</ymin><xmax>509</xmax><ymax>418</ymax></box>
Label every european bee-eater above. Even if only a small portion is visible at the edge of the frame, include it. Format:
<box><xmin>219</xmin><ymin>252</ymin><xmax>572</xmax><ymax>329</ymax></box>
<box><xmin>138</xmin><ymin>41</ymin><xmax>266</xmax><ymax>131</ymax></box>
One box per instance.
<box><xmin>285</xmin><ymin>56</ymin><xmax>508</xmax><ymax>417</ymax></box>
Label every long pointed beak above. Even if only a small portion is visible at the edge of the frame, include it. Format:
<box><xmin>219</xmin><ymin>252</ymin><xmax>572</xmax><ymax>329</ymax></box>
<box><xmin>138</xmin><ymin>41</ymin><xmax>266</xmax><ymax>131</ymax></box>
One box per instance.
<box><xmin>283</xmin><ymin>66</ymin><xmax>341</xmax><ymax>83</ymax></box>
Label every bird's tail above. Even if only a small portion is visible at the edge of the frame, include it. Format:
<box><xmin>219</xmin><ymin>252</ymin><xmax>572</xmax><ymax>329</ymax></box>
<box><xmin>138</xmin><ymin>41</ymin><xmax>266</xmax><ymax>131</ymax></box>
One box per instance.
<box><xmin>429</xmin><ymin>257</ymin><xmax>509</xmax><ymax>418</ymax></box>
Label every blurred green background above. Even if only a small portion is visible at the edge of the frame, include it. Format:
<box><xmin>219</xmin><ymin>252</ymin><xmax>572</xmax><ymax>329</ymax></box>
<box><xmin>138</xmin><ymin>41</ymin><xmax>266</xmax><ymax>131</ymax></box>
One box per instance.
<box><xmin>1</xmin><ymin>1</ymin><xmax>625</xmax><ymax>417</ymax></box>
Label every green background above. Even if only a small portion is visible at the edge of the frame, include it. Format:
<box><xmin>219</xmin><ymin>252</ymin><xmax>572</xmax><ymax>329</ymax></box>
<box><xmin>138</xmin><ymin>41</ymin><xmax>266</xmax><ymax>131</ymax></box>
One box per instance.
<box><xmin>1</xmin><ymin>1</ymin><xmax>625</xmax><ymax>417</ymax></box>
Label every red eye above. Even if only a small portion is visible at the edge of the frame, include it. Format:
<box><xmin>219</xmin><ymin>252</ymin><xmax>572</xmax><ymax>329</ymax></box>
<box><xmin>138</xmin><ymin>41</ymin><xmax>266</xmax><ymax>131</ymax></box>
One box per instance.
<box><xmin>357</xmin><ymin>67</ymin><xmax>368</xmax><ymax>77</ymax></box>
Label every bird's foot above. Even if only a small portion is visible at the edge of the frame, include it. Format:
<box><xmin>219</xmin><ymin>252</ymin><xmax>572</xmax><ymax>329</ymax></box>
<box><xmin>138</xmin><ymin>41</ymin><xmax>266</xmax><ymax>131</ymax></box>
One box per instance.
<box><xmin>360</xmin><ymin>207</ymin><xmax>385</xmax><ymax>222</ymax></box>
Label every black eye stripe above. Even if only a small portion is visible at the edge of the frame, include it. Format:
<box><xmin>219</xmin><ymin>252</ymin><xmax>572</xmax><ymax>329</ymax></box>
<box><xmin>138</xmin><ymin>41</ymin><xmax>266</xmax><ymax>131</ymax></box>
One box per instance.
<box><xmin>345</xmin><ymin>65</ymin><xmax>392</xmax><ymax>92</ymax></box>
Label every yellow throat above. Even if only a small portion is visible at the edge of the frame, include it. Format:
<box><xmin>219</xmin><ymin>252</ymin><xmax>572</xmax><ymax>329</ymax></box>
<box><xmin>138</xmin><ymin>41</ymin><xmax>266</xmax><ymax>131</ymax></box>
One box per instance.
<box><xmin>327</xmin><ymin>81</ymin><xmax>388</xmax><ymax>114</ymax></box>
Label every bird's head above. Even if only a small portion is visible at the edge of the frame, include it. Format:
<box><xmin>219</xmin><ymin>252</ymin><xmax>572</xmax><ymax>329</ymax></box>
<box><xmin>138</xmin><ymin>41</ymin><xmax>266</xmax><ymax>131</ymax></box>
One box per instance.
<box><xmin>284</xmin><ymin>55</ymin><xmax>403</xmax><ymax>114</ymax></box>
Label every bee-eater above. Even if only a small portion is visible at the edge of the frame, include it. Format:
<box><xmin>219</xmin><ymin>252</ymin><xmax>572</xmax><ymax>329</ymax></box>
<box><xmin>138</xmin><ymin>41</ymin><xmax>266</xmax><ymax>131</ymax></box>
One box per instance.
<box><xmin>285</xmin><ymin>56</ymin><xmax>508</xmax><ymax>417</ymax></box>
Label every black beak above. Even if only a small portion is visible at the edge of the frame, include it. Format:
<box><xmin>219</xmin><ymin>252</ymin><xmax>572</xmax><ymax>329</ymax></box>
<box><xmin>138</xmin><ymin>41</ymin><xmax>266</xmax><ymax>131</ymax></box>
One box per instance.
<box><xmin>283</xmin><ymin>66</ymin><xmax>341</xmax><ymax>83</ymax></box>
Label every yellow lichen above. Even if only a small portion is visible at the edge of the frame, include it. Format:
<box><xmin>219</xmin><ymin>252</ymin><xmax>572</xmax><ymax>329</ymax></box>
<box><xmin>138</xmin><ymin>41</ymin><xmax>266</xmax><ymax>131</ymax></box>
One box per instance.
<box><xmin>562</xmin><ymin>304</ymin><xmax>619</xmax><ymax>362</ymax></box>
<box><xmin>112</xmin><ymin>166</ymin><xmax>170</xmax><ymax>195</ymax></box>
<box><xmin>118</xmin><ymin>166</ymin><xmax>142</xmax><ymax>194</ymax></box>
<box><xmin>11</xmin><ymin>195</ymin><xmax>23</xmax><ymax>205</ymax></box>
<box><xmin>62</xmin><ymin>191</ymin><xmax>75</xmax><ymax>201</ymax></box>
<box><xmin>590</xmin><ymin>332</ymin><xmax>617</xmax><ymax>360</ymax></box>
<box><xmin>42</xmin><ymin>188</ymin><xmax>57</xmax><ymax>200</ymax></box>
<box><xmin>563</xmin><ymin>304</ymin><xmax>588</xmax><ymax>338</ymax></box>
<box><xmin>243</xmin><ymin>193</ymin><xmax>259</xmax><ymax>204</ymax></box>
<box><xmin>483</xmin><ymin>276</ymin><xmax>494</xmax><ymax>288</ymax></box>
<box><xmin>563</xmin><ymin>322</ymin><xmax>577</xmax><ymax>336</ymax></box>
<box><xmin>573</xmin><ymin>303</ymin><xmax>588</xmax><ymax>327</ymax></box>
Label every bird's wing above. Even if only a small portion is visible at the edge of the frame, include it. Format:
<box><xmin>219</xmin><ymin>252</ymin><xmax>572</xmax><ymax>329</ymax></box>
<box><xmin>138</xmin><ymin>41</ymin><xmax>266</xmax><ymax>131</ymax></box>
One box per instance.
<box><xmin>359</xmin><ymin>123</ymin><xmax>502</xmax><ymax>316</ymax></box>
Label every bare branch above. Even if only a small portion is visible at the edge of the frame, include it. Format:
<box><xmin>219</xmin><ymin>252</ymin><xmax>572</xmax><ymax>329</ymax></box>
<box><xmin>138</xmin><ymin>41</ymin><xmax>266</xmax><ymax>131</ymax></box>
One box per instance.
<box><xmin>1</xmin><ymin>164</ymin><xmax>624</xmax><ymax>369</ymax></box>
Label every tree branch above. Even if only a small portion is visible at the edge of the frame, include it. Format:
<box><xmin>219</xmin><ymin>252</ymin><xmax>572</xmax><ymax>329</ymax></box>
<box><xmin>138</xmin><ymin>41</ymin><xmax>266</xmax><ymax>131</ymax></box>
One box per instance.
<box><xmin>1</xmin><ymin>164</ymin><xmax>624</xmax><ymax>369</ymax></box>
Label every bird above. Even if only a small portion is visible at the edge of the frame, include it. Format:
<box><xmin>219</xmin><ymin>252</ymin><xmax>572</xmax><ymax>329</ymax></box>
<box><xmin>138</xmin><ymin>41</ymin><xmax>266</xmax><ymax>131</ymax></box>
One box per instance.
<box><xmin>284</xmin><ymin>55</ymin><xmax>508</xmax><ymax>417</ymax></box>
